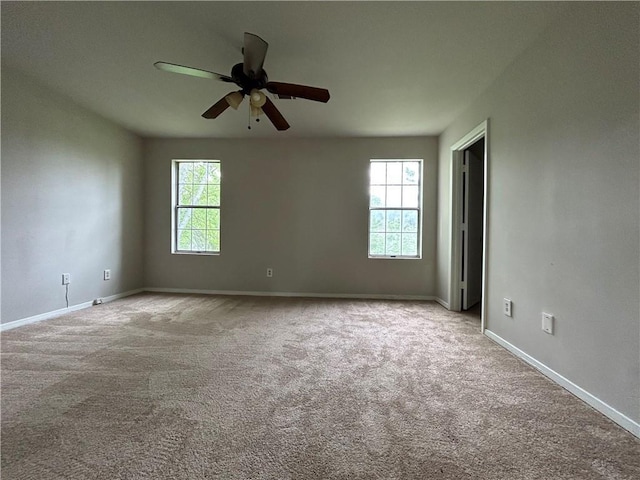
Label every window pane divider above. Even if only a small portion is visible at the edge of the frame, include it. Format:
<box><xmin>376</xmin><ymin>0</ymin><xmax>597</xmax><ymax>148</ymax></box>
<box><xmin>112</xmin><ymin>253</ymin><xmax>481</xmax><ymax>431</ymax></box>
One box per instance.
<box><xmin>176</xmin><ymin>205</ymin><xmax>219</xmax><ymax>209</ymax></box>
<box><xmin>369</xmin><ymin>207</ymin><xmax>419</xmax><ymax>211</ymax></box>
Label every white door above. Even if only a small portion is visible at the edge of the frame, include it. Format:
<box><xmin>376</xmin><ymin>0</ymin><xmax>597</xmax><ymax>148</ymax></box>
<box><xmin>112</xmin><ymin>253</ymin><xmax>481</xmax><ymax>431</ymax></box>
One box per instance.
<box><xmin>462</xmin><ymin>147</ymin><xmax>484</xmax><ymax>310</ymax></box>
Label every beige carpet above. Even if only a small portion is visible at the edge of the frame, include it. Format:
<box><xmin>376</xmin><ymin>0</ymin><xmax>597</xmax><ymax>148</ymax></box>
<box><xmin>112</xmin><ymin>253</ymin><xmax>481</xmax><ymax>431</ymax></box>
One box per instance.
<box><xmin>1</xmin><ymin>293</ymin><xmax>638</xmax><ymax>479</ymax></box>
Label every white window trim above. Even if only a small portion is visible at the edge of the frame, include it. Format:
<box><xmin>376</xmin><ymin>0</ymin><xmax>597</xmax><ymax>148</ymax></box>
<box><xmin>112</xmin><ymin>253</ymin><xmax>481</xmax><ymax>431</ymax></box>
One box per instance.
<box><xmin>171</xmin><ymin>159</ymin><xmax>221</xmax><ymax>255</ymax></box>
<box><xmin>368</xmin><ymin>159</ymin><xmax>423</xmax><ymax>259</ymax></box>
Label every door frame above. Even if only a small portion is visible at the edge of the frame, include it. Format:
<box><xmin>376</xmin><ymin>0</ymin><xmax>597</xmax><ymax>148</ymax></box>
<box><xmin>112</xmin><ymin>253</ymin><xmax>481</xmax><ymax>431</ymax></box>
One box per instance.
<box><xmin>449</xmin><ymin>120</ymin><xmax>489</xmax><ymax>331</ymax></box>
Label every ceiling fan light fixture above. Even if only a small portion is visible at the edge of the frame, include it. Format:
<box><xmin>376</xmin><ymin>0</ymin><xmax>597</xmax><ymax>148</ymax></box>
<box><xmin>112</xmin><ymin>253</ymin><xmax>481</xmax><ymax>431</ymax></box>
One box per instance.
<box><xmin>249</xmin><ymin>89</ymin><xmax>267</xmax><ymax>108</ymax></box>
<box><xmin>251</xmin><ymin>105</ymin><xmax>264</xmax><ymax>117</ymax></box>
<box><xmin>225</xmin><ymin>91</ymin><xmax>244</xmax><ymax>109</ymax></box>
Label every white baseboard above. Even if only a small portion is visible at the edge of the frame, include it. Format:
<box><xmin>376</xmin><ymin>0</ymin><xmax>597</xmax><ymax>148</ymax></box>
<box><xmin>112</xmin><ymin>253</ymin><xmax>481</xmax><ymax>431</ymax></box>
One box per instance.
<box><xmin>144</xmin><ymin>287</ymin><xmax>434</xmax><ymax>301</ymax></box>
<box><xmin>484</xmin><ymin>329</ymin><xmax>640</xmax><ymax>438</ymax></box>
<box><xmin>100</xmin><ymin>289</ymin><xmax>145</xmax><ymax>304</ymax></box>
<box><xmin>434</xmin><ymin>297</ymin><xmax>450</xmax><ymax>309</ymax></box>
<box><xmin>0</xmin><ymin>289</ymin><xmax>144</xmax><ymax>332</ymax></box>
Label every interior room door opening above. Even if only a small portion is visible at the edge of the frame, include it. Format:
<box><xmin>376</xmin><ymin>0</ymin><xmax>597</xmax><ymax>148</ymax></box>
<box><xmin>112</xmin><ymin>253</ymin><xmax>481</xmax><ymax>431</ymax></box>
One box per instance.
<box><xmin>461</xmin><ymin>138</ymin><xmax>485</xmax><ymax>312</ymax></box>
<box><xmin>449</xmin><ymin>119</ymin><xmax>488</xmax><ymax>331</ymax></box>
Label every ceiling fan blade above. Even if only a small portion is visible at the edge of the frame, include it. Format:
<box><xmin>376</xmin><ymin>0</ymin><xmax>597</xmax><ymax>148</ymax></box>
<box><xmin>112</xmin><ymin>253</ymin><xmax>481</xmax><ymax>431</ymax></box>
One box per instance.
<box><xmin>154</xmin><ymin>61</ymin><xmax>233</xmax><ymax>82</ymax></box>
<box><xmin>261</xmin><ymin>97</ymin><xmax>290</xmax><ymax>131</ymax></box>
<box><xmin>266</xmin><ymin>82</ymin><xmax>330</xmax><ymax>103</ymax></box>
<box><xmin>243</xmin><ymin>32</ymin><xmax>268</xmax><ymax>79</ymax></box>
<box><xmin>202</xmin><ymin>95</ymin><xmax>232</xmax><ymax>119</ymax></box>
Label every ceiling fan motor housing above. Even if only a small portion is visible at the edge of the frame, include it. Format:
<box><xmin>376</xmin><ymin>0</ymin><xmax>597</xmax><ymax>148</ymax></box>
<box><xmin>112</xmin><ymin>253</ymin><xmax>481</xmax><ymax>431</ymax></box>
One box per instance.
<box><xmin>231</xmin><ymin>63</ymin><xmax>268</xmax><ymax>93</ymax></box>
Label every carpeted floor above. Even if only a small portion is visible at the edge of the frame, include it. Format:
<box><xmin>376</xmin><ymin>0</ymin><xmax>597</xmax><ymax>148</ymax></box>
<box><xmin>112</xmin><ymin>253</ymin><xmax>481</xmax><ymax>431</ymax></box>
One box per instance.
<box><xmin>1</xmin><ymin>293</ymin><xmax>638</xmax><ymax>479</ymax></box>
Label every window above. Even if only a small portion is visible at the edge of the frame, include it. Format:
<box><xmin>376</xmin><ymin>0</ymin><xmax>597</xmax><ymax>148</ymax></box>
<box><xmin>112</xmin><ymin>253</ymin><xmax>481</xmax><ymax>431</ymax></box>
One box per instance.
<box><xmin>172</xmin><ymin>160</ymin><xmax>221</xmax><ymax>254</ymax></box>
<box><xmin>369</xmin><ymin>159</ymin><xmax>422</xmax><ymax>258</ymax></box>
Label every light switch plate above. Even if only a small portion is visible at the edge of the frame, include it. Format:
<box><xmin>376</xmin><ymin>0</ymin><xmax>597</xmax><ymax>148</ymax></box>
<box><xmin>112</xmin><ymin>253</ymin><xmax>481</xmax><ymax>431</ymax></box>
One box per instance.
<box><xmin>503</xmin><ymin>298</ymin><xmax>512</xmax><ymax>317</ymax></box>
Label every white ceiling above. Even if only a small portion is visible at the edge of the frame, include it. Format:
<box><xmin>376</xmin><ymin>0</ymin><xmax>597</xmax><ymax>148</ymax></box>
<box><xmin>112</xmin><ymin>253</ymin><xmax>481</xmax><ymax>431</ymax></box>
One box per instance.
<box><xmin>1</xmin><ymin>1</ymin><xmax>568</xmax><ymax>138</ymax></box>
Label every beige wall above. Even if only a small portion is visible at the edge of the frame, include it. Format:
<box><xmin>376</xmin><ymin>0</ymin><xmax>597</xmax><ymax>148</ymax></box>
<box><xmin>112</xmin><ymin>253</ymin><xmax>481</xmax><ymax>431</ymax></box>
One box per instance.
<box><xmin>1</xmin><ymin>68</ymin><xmax>145</xmax><ymax>323</ymax></box>
<box><xmin>143</xmin><ymin>136</ymin><xmax>438</xmax><ymax>297</ymax></box>
<box><xmin>437</xmin><ymin>3</ymin><xmax>639</xmax><ymax>422</ymax></box>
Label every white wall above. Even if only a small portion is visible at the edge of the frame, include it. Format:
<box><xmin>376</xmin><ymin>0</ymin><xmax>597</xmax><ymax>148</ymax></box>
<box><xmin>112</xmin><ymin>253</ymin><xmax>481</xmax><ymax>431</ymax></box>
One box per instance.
<box><xmin>437</xmin><ymin>3</ymin><xmax>639</xmax><ymax>422</ymax></box>
<box><xmin>1</xmin><ymin>68</ymin><xmax>145</xmax><ymax>324</ymax></box>
<box><xmin>143</xmin><ymin>136</ymin><xmax>438</xmax><ymax>297</ymax></box>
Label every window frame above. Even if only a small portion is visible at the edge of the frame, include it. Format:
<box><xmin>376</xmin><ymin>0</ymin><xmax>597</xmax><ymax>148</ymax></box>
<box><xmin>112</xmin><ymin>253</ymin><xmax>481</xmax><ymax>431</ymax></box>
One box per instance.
<box><xmin>368</xmin><ymin>159</ymin><xmax>423</xmax><ymax>259</ymax></box>
<box><xmin>171</xmin><ymin>159</ymin><xmax>221</xmax><ymax>255</ymax></box>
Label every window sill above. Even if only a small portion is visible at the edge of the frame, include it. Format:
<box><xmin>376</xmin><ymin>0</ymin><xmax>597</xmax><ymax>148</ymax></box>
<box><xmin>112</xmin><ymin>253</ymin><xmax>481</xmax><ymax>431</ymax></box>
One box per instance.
<box><xmin>368</xmin><ymin>255</ymin><xmax>422</xmax><ymax>260</ymax></box>
<box><xmin>171</xmin><ymin>251</ymin><xmax>220</xmax><ymax>256</ymax></box>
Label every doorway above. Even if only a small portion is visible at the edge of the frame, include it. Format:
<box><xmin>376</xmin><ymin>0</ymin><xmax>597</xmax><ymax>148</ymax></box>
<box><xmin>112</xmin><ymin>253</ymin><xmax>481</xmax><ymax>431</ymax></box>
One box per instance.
<box><xmin>449</xmin><ymin>120</ymin><xmax>488</xmax><ymax>331</ymax></box>
<box><xmin>461</xmin><ymin>138</ymin><xmax>485</xmax><ymax>312</ymax></box>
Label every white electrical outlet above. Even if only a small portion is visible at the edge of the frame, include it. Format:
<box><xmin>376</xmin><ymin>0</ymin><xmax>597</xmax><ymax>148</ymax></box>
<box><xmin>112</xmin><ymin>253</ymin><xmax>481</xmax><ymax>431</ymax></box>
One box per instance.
<box><xmin>266</xmin><ymin>268</ymin><xmax>273</xmax><ymax>278</ymax></box>
<box><xmin>503</xmin><ymin>298</ymin><xmax>512</xmax><ymax>317</ymax></box>
<box><xmin>104</xmin><ymin>269</ymin><xmax>111</xmax><ymax>281</ymax></box>
<box><xmin>62</xmin><ymin>273</ymin><xmax>71</xmax><ymax>285</ymax></box>
<box><xmin>542</xmin><ymin>313</ymin><xmax>554</xmax><ymax>334</ymax></box>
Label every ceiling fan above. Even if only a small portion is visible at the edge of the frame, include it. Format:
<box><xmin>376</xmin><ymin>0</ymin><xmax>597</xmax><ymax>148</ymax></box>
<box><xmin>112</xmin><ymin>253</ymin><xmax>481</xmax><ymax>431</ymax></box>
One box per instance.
<box><xmin>154</xmin><ymin>32</ymin><xmax>330</xmax><ymax>131</ymax></box>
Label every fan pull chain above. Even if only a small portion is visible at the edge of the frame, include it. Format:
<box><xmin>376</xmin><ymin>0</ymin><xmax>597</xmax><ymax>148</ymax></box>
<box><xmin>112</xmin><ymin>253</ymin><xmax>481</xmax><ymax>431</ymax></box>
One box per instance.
<box><xmin>247</xmin><ymin>102</ymin><xmax>262</xmax><ymax>129</ymax></box>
